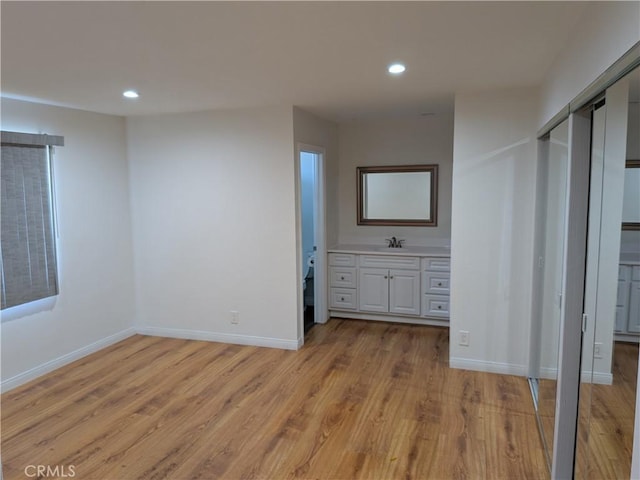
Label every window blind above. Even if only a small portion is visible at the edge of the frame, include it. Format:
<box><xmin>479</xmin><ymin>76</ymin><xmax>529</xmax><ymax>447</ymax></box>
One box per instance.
<box><xmin>1</xmin><ymin>131</ymin><xmax>63</xmax><ymax>310</ymax></box>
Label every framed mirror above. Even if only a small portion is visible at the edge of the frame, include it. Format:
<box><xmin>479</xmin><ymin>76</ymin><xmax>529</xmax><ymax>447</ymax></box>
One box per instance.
<box><xmin>622</xmin><ymin>159</ymin><xmax>640</xmax><ymax>230</ymax></box>
<box><xmin>357</xmin><ymin>164</ymin><xmax>438</xmax><ymax>226</ymax></box>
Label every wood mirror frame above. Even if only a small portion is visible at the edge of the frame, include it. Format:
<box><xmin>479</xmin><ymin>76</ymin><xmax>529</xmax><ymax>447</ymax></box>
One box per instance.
<box><xmin>356</xmin><ymin>164</ymin><xmax>438</xmax><ymax>227</ymax></box>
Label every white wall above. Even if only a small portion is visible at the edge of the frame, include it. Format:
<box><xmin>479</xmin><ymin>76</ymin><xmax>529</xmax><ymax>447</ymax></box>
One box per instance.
<box><xmin>0</xmin><ymin>99</ymin><xmax>136</xmax><ymax>389</ymax></box>
<box><xmin>539</xmin><ymin>1</ymin><xmax>640</xmax><ymax>127</ymax></box>
<box><xmin>336</xmin><ymin>114</ymin><xmax>454</xmax><ymax>247</ymax></box>
<box><xmin>126</xmin><ymin>106</ymin><xmax>300</xmax><ymax>348</ymax></box>
<box><xmin>450</xmin><ymin>88</ymin><xmax>539</xmax><ymax>375</ymax></box>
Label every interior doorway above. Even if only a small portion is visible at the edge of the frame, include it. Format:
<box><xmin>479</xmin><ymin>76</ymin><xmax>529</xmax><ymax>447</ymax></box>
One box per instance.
<box><xmin>297</xmin><ymin>145</ymin><xmax>327</xmax><ymax>339</ymax></box>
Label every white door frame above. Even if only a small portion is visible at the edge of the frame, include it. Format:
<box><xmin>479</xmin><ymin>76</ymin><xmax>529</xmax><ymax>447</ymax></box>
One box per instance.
<box><xmin>551</xmin><ymin>109</ymin><xmax>592</xmax><ymax>479</ymax></box>
<box><xmin>296</xmin><ymin>143</ymin><xmax>327</xmax><ymax>345</ymax></box>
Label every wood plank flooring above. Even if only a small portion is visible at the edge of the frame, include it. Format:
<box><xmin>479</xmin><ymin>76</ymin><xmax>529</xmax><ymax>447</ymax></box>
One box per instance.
<box><xmin>1</xmin><ymin>319</ymin><xmax>548</xmax><ymax>480</ymax></box>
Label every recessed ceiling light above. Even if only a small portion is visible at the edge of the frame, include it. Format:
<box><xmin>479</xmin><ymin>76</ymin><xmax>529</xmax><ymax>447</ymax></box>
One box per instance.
<box><xmin>123</xmin><ymin>90</ymin><xmax>139</xmax><ymax>99</ymax></box>
<box><xmin>388</xmin><ymin>63</ymin><xmax>406</xmax><ymax>74</ymax></box>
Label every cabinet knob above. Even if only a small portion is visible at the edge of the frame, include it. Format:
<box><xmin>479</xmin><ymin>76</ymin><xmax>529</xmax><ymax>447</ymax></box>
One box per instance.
<box><xmin>384</xmin><ymin>275</ymin><xmax>388</xmax><ymax>279</ymax></box>
<box><xmin>437</xmin><ymin>305</ymin><xmax>442</xmax><ymax>309</ymax></box>
<box><xmin>390</xmin><ymin>276</ymin><xmax>394</xmax><ymax>279</ymax></box>
<box><xmin>340</xmin><ymin>276</ymin><xmax>345</xmax><ymax>280</ymax></box>
<box><xmin>341</xmin><ymin>297</ymin><xmax>345</xmax><ymax>301</ymax></box>
<box><xmin>437</xmin><ymin>282</ymin><xmax>442</xmax><ymax>286</ymax></box>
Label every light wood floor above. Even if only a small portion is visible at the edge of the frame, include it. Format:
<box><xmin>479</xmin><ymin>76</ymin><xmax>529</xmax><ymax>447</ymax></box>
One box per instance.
<box><xmin>1</xmin><ymin>319</ymin><xmax>548</xmax><ymax>480</ymax></box>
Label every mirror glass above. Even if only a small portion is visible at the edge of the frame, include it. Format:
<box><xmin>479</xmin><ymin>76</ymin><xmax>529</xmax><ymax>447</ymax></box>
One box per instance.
<box><xmin>622</xmin><ymin>160</ymin><xmax>640</xmax><ymax>229</ymax></box>
<box><xmin>531</xmin><ymin>117</ymin><xmax>570</xmax><ymax>470</ymax></box>
<box><xmin>357</xmin><ymin>165</ymin><xmax>438</xmax><ymax>226</ymax></box>
<box><xmin>573</xmin><ymin>65</ymin><xmax>640</xmax><ymax>480</ymax></box>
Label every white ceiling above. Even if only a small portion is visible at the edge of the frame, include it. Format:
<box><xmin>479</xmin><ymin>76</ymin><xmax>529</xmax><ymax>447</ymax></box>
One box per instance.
<box><xmin>1</xmin><ymin>1</ymin><xmax>589</xmax><ymax>120</ymax></box>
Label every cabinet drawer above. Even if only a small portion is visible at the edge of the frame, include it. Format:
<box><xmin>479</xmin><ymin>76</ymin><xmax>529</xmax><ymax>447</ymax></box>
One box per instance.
<box><xmin>422</xmin><ymin>257</ymin><xmax>451</xmax><ymax>272</ymax></box>
<box><xmin>633</xmin><ymin>266</ymin><xmax>640</xmax><ymax>281</ymax></box>
<box><xmin>618</xmin><ymin>279</ymin><xmax>629</xmax><ymax>306</ymax></box>
<box><xmin>328</xmin><ymin>253</ymin><xmax>356</xmax><ymax>267</ymax></box>
<box><xmin>330</xmin><ymin>288</ymin><xmax>357</xmax><ymax>310</ymax></box>
<box><xmin>619</xmin><ymin>265</ymin><xmax>631</xmax><ymax>281</ymax></box>
<box><xmin>359</xmin><ymin>255</ymin><xmax>420</xmax><ymax>270</ymax></box>
<box><xmin>423</xmin><ymin>272</ymin><xmax>450</xmax><ymax>295</ymax></box>
<box><xmin>422</xmin><ymin>294</ymin><xmax>450</xmax><ymax>318</ymax></box>
<box><xmin>329</xmin><ymin>267</ymin><xmax>357</xmax><ymax>288</ymax></box>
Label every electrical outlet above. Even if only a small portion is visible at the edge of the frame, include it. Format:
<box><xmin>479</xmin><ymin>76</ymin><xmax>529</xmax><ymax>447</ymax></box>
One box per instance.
<box><xmin>459</xmin><ymin>330</ymin><xmax>470</xmax><ymax>347</ymax></box>
<box><xmin>594</xmin><ymin>342</ymin><xmax>603</xmax><ymax>359</ymax></box>
<box><xmin>231</xmin><ymin>310</ymin><xmax>239</xmax><ymax>325</ymax></box>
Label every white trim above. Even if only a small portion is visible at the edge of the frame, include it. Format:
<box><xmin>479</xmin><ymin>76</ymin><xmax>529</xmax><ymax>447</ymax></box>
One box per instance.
<box><xmin>588</xmin><ymin>371</ymin><xmax>613</xmax><ymax>385</ymax></box>
<box><xmin>449</xmin><ymin>357</ymin><xmax>527</xmax><ymax>376</ymax></box>
<box><xmin>615</xmin><ymin>333</ymin><xmax>640</xmax><ymax>344</ymax></box>
<box><xmin>552</xmin><ymin>110</ymin><xmax>592</xmax><ymax>480</ymax></box>
<box><xmin>136</xmin><ymin>326</ymin><xmax>300</xmax><ymax>351</ymax></box>
<box><xmin>1</xmin><ymin>326</ymin><xmax>301</xmax><ymax>394</ymax></box>
<box><xmin>0</xmin><ymin>327</ymin><xmax>136</xmax><ymax>393</ymax></box>
<box><xmin>296</xmin><ymin>143</ymin><xmax>328</xmax><ymax>343</ymax></box>
<box><xmin>540</xmin><ymin>367</ymin><xmax>612</xmax><ymax>385</ymax></box>
<box><xmin>330</xmin><ymin>310</ymin><xmax>449</xmax><ymax>328</ymax></box>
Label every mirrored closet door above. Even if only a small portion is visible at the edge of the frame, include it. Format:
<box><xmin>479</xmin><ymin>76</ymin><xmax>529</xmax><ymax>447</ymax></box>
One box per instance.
<box><xmin>574</xmin><ymin>66</ymin><xmax>639</xmax><ymax>480</ymax></box>
<box><xmin>531</xmin><ymin>56</ymin><xmax>640</xmax><ymax>479</ymax></box>
<box><xmin>530</xmin><ymin>118</ymin><xmax>570</xmax><ymax>469</ymax></box>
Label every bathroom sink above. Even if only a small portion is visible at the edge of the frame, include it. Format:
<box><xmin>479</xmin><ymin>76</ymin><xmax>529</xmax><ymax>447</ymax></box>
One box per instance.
<box><xmin>372</xmin><ymin>246</ymin><xmax>450</xmax><ymax>254</ymax></box>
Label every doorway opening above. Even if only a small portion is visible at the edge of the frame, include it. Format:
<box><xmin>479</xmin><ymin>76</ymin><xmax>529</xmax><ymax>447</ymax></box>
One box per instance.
<box><xmin>298</xmin><ymin>145</ymin><xmax>327</xmax><ymax>340</ymax></box>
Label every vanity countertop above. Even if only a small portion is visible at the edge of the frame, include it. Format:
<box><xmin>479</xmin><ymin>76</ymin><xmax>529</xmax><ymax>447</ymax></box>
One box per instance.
<box><xmin>328</xmin><ymin>244</ymin><xmax>451</xmax><ymax>257</ymax></box>
<box><xmin>620</xmin><ymin>252</ymin><xmax>640</xmax><ymax>265</ymax></box>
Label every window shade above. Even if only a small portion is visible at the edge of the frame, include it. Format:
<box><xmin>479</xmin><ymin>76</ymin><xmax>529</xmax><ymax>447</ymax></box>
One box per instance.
<box><xmin>1</xmin><ymin>131</ymin><xmax>62</xmax><ymax>310</ymax></box>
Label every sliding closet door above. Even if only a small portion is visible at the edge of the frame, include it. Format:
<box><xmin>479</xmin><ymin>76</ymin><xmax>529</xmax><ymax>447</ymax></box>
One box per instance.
<box><xmin>531</xmin><ymin>118</ymin><xmax>570</xmax><ymax>469</ymax></box>
<box><xmin>575</xmin><ymin>72</ymin><xmax>635</xmax><ymax>480</ymax></box>
<box><xmin>551</xmin><ymin>109</ymin><xmax>593</xmax><ymax>480</ymax></box>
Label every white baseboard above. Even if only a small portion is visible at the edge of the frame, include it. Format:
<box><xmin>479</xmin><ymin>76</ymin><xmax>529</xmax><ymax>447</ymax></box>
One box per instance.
<box><xmin>449</xmin><ymin>357</ymin><xmax>527</xmax><ymax>376</ymax></box>
<box><xmin>1</xmin><ymin>327</ymin><xmax>136</xmax><ymax>393</ymax></box>
<box><xmin>136</xmin><ymin>326</ymin><xmax>300</xmax><ymax>351</ymax></box>
<box><xmin>584</xmin><ymin>371</ymin><xmax>613</xmax><ymax>385</ymax></box>
<box><xmin>329</xmin><ymin>310</ymin><xmax>449</xmax><ymax>328</ymax></box>
<box><xmin>1</xmin><ymin>326</ymin><xmax>300</xmax><ymax>393</ymax></box>
<box><xmin>533</xmin><ymin>367</ymin><xmax>612</xmax><ymax>385</ymax></box>
<box><xmin>615</xmin><ymin>333</ymin><xmax>640</xmax><ymax>344</ymax></box>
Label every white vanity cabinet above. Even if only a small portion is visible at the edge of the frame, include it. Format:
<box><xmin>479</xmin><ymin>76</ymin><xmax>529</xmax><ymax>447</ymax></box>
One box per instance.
<box><xmin>328</xmin><ymin>247</ymin><xmax>450</xmax><ymax>326</ymax></box>
<box><xmin>615</xmin><ymin>263</ymin><xmax>640</xmax><ymax>338</ymax></box>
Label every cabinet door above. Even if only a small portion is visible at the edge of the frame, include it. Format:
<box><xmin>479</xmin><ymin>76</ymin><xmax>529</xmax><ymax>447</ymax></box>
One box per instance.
<box><xmin>359</xmin><ymin>268</ymin><xmax>389</xmax><ymax>313</ymax></box>
<box><xmin>389</xmin><ymin>269</ymin><xmax>420</xmax><ymax>315</ymax></box>
<box><xmin>628</xmin><ymin>281</ymin><xmax>640</xmax><ymax>333</ymax></box>
<box><xmin>615</xmin><ymin>306</ymin><xmax>626</xmax><ymax>332</ymax></box>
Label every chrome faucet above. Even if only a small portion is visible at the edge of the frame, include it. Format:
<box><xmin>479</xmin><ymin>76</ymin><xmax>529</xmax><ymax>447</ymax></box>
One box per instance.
<box><xmin>385</xmin><ymin>236</ymin><xmax>405</xmax><ymax>248</ymax></box>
